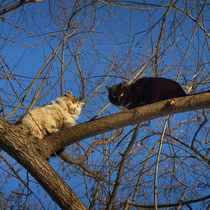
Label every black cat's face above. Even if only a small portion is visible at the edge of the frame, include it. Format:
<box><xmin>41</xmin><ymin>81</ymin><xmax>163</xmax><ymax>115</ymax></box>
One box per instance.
<box><xmin>106</xmin><ymin>82</ymin><xmax>128</xmax><ymax>106</ymax></box>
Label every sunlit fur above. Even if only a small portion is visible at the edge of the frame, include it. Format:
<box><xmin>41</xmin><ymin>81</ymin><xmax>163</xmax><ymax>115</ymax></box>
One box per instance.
<box><xmin>19</xmin><ymin>91</ymin><xmax>84</xmax><ymax>139</ymax></box>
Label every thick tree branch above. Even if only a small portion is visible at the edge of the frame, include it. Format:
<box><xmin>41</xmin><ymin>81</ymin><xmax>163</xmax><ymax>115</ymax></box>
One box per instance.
<box><xmin>42</xmin><ymin>92</ymin><xmax>210</xmax><ymax>158</ymax></box>
<box><xmin>0</xmin><ymin>0</ymin><xmax>44</xmax><ymax>16</ymax></box>
<box><xmin>0</xmin><ymin>92</ymin><xmax>209</xmax><ymax>209</ymax></box>
<box><xmin>0</xmin><ymin>119</ymin><xmax>87</xmax><ymax>210</ymax></box>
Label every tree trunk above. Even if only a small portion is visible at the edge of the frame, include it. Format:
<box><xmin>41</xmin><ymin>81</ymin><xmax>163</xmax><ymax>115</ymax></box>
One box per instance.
<box><xmin>0</xmin><ymin>92</ymin><xmax>209</xmax><ymax>208</ymax></box>
<box><xmin>0</xmin><ymin>118</ymin><xmax>87</xmax><ymax>210</ymax></box>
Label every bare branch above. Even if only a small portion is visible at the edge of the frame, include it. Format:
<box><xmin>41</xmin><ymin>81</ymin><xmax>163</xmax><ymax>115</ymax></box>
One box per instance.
<box><xmin>106</xmin><ymin>123</ymin><xmax>141</xmax><ymax>210</ymax></box>
<box><xmin>122</xmin><ymin>195</ymin><xmax>210</xmax><ymax>208</ymax></box>
<box><xmin>0</xmin><ymin>0</ymin><xmax>44</xmax><ymax>16</ymax></box>
<box><xmin>41</xmin><ymin>92</ymin><xmax>210</xmax><ymax>158</ymax></box>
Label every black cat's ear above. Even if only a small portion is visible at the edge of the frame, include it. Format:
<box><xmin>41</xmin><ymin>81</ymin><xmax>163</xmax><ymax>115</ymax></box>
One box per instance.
<box><xmin>121</xmin><ymin>81</ymin><xmax>127</xmax><ymax>88</ymax></box>
<box><xmin>106</xmin><ymin>86</ymin><xmax>111</xmax><ymax>91</ymax></box>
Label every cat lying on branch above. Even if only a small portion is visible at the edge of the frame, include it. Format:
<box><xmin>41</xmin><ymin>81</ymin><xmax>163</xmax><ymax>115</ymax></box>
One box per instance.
<box><xmin>17</xmin><ymin>91</ymin><xmax>84</xmax><ymax>140</ymax></box>
<box><xmin>106</xmin><ymin>77</ymin><xmax>187</xmax><ymax>109</ymax></box>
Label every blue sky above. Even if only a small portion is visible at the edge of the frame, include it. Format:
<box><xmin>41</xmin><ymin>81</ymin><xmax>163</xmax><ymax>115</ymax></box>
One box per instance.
<box><xmin>0</xmin><ymin>1</ymin><xmax>209</xmax><ymax>209</ymax></box>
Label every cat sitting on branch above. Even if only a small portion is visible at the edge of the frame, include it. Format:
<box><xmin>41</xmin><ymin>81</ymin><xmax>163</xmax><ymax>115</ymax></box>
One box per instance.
<box><xmin>106</xmin><ymin>77</ymin><xmax>187</xmax><ymax>109</ymax></box>
<box><xmin>17</xmin><ymin>91</ymin><xmax>84</xmax><ymax>140</ymax></box>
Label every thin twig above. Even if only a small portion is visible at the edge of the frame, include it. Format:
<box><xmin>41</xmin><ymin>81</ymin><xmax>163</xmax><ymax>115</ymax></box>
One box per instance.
<box><xmin>106</xmin><ymin>123</ymin><xmax>141</xmax><ymax>210</ymax></box>
<box><xmin>154</xmin><ymin>115</ymin><xmax>169</xmax><ymax>209</ymax></box>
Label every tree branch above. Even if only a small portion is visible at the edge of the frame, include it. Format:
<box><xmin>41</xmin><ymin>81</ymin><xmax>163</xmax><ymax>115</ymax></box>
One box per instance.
<box><xmin>106</xmin><ymin>123</ymin><xmax>141</xmax><ymax>210</ymax></box>
<box><xmin>0</xmin><ymin>118</ymin><xmax>87</xmax><ymax>210</ymax></box>
<box><xmin>154</xmin><ymin>0</ymin><xmax>174</xmax><ymax>76</ymax></box>
<box><xmin>122</xmin><ymin>195</ymin><xmax>210</xmax><ymax>208</ymax></box>
<box><xmin>0</xmin><ymin>0</ymin><xmax>44</xmax><ymax>16</ymax></box>
<box><xmin>41</xmin><ymin>92</ymin><xmax>210</xmax><ymax>158</ymax></box>
<box><xmin>0</xmin><ymin>92</ymin><xmax>209</xmax><ymax>209</ymax></box>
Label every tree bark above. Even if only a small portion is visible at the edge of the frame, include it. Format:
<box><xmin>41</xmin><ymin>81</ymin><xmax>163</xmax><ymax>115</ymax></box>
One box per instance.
<box><xmin>0</xmin><ymin>92</ymin><xmax>209</xmax><ymax>208</ymax></box>
<box><xmin>42</xmin><ymin>92</ymin><xmax>210</xmax><ymax>158</ymax></box>
<box><xmin>0</xmin><ymin>119</ymin><xmax>87</xmax><ymax>210</ymax></box>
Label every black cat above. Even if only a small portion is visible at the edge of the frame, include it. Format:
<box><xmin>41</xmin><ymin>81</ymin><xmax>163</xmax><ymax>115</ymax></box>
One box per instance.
<box><xmin>106</xmin><ymin>77</ymin><xmax>187</xmax><ymax>109</ymax></box>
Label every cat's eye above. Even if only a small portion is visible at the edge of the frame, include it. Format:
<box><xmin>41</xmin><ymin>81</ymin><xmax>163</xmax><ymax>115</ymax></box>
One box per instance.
<box><xmin>120</xmin><ymin>93</ymin><xmax>124</xmax><ymax>97</ymax></box>
<box><xmin>112</xmin><ymin>96</ymin><xmax>117</xmax><ymax>99</ymax></box>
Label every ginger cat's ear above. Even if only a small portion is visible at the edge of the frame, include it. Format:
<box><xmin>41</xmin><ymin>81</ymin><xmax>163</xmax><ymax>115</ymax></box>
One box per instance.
<box><xmin>65</xmin><ymin>91</ymin><xmax>72</xmax><ymax>97</ymax></box>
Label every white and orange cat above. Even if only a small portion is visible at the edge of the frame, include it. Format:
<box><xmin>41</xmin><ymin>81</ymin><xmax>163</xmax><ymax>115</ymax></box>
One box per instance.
<box><xmin>18</xmin><ymin>91</ymin><xmax>84</xmax><ymax>139</ymax></box>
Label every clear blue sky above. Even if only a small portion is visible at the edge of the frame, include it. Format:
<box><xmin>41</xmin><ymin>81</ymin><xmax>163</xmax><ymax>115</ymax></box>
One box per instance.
<box><xmin>0</xmin><ymin>1</ymin><xmax>209</xmax><ymax>209</ymax></box>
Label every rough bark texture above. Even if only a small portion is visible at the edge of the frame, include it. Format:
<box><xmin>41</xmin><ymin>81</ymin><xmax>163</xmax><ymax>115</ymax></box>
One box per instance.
<box><xmin>42</xmin><ymin>92</ymin><xmax>210</xmax><ymax>158</ymax></box>
<box><xmin>0</xmin><ymin>119</ymin><xmax>87</xmax><ymax>210</ymax></box>
<box><xmin>0</xmin><ymin>92</ymin><xmax>209</xmax><ymax>208</ymax></box>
